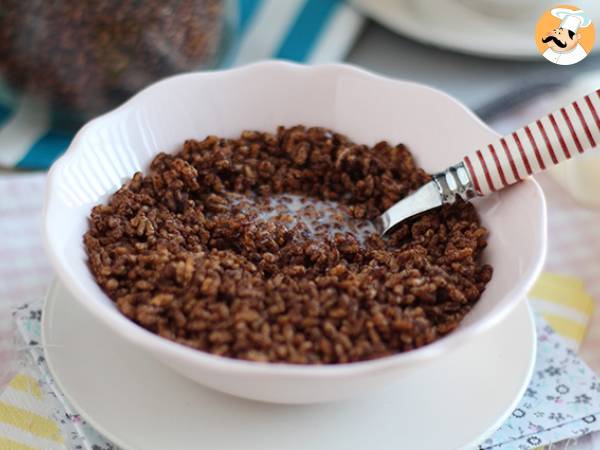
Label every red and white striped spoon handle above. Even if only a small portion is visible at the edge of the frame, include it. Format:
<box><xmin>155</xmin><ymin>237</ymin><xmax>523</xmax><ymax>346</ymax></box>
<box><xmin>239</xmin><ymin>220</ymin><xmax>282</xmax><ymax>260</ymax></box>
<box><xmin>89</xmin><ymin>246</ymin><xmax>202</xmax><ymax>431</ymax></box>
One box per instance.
<box><xmin>463</xmin><ymin>89</ymin><xmax>600</xmax><ymax>196</ymax></box>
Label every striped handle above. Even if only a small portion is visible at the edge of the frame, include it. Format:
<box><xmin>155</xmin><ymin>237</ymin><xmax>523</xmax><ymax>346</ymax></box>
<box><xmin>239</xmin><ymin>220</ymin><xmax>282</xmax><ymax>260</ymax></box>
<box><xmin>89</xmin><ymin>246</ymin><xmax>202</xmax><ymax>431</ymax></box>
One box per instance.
<box><xmin>464</xmin><ymin>89</ymin><xmax>600</xmax><ymax>196</ymax></box>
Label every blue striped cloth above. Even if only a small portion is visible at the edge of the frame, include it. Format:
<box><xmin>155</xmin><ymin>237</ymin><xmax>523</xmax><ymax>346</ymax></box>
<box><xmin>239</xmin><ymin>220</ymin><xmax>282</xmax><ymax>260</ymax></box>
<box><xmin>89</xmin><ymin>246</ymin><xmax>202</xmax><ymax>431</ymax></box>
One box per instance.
<box><xmin>0</xmin><ymin>0</ymin><xmax>363</xmax><ymax>170</ymax></box>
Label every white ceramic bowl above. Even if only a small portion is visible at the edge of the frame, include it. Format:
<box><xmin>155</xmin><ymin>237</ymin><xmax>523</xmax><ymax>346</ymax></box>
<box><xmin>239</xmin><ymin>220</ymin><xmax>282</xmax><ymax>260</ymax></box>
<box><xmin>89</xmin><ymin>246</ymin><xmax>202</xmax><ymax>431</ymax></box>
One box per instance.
<box><xmin>43</xmin><ymin>61</ymin><xmax>546</xmax><ymax>404</ymax></box>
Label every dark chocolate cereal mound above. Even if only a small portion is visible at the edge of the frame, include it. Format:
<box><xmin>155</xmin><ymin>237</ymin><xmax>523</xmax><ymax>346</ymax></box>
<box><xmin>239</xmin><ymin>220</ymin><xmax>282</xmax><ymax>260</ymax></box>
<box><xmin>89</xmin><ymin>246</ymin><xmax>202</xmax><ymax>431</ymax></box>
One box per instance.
<box><xmin>84</xmin><ymin>126</ymin><xmax>492</xmax><ymax>364</ymax></box>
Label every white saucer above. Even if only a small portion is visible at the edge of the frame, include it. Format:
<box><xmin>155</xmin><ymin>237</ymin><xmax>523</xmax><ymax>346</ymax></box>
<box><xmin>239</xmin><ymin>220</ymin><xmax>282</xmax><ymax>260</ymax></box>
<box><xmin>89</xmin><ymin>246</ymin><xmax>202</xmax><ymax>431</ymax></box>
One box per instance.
<box><xmin>351</xmin><ymin>0</ymin><xmax>541</xmax><ymax>59</ymax></box>
<box><xmin>42</xmin><ymin>281</ymin><xmax>536</xmax><ymax>450</ymax></box>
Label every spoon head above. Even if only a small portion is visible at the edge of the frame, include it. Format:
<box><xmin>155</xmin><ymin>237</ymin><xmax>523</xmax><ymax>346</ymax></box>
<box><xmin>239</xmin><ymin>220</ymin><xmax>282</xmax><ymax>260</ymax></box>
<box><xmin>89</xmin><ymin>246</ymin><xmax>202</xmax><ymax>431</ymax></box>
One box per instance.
<box><xmin>375</xmin><ymin>181</ymin><xmax>442</xmax><ymax>236</ymax></box>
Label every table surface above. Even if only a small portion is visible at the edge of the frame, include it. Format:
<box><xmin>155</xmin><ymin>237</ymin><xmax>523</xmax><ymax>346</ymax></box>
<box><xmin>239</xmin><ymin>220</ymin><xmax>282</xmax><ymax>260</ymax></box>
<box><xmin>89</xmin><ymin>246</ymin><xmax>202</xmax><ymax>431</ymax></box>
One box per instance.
<box><xmin>1</xmin><ymin>20</ymin><xmax>599</xmax><ymax>450</ymax></box>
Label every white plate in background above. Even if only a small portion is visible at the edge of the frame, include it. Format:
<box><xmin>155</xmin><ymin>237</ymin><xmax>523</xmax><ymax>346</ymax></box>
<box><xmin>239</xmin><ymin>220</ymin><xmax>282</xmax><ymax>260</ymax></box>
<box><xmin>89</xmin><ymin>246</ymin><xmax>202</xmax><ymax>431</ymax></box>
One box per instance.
<box><xmin>351</xmin><ymin>0</ymin><xmax>580</xmax><ymax>59</ymax></box>
<box><xmin>42</xmin><ymin>281</ymin><xmax>536</xmax><ymax>450</ymax></box>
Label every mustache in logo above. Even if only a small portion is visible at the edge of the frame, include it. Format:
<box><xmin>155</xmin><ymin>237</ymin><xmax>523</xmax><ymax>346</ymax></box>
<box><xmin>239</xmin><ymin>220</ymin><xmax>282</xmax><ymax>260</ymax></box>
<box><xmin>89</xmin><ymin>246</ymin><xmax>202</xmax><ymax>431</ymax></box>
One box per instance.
<box><xmin>542</xmin><ymin>35</ymin><xmax>567</xmax><ymax>48</ymax></box>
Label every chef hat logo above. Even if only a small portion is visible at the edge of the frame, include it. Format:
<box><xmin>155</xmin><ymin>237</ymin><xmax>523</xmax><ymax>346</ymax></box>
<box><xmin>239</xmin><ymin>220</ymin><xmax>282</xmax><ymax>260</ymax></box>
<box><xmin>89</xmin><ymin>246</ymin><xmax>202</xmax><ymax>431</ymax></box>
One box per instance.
<box><xmin>535</xmin><ymin>5</ymin><xmax>595</xmax><ymax>66</ymax></box>
<box><xmin>551</xmin><ymin>8</ymin><xmax>592</xmax><ymax>33</ymax></box>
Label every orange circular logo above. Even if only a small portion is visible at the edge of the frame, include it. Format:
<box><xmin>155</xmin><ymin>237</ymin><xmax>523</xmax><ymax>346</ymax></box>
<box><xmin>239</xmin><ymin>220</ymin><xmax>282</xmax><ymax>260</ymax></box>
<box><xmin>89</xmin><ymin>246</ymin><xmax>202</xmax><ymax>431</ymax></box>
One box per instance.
<box><xmin>535</xmin><ymin>5</ymin><xmax>595</xmax><ymax>65</ymax></box>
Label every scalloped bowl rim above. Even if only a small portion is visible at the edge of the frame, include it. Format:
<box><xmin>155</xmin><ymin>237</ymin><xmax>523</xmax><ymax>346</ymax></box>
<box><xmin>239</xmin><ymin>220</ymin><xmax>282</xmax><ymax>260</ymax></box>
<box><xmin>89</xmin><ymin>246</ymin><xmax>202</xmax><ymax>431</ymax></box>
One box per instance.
<box><xmin>43</xmin><ymin>61</ymin><xmax>547</xmax><ymax>379</ymax></box>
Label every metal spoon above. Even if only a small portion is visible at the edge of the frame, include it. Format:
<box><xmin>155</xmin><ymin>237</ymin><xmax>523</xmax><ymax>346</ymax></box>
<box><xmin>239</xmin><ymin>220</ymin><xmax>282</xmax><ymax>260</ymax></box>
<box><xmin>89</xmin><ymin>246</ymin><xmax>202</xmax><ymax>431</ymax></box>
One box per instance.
<box><xmin>375</xmin><ymin>89</ymin><xmax>600</xmax><ymax>235</ymax></box>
